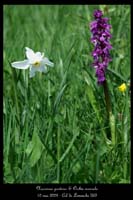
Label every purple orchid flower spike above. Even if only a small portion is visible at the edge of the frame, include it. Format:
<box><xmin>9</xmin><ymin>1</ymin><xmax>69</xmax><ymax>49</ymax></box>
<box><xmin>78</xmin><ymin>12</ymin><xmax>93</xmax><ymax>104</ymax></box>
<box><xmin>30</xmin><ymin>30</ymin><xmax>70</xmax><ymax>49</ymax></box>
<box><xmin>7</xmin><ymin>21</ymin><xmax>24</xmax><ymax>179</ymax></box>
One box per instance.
<box><xmin>90</xmin><ymin>10</ymin><xmax>112</xmax><ymax>85</ymax></box>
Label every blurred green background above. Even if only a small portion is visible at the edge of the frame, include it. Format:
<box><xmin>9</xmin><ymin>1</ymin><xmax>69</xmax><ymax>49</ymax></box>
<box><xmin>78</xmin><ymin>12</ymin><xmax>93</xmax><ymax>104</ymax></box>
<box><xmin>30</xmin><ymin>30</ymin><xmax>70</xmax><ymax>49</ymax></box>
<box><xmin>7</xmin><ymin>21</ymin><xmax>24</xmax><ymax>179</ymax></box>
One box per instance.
<box><xmin>3</xmin><ymin>5</ymin><xmax>130</xmax><ymax>183</ymax></box>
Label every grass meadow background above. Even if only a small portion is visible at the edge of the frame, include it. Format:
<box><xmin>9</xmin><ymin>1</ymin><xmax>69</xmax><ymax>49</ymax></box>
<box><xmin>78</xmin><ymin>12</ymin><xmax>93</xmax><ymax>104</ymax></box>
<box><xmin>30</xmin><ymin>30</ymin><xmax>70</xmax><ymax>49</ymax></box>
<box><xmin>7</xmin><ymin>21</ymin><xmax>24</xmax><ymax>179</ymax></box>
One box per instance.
<box><xmin>3</xmin><ymin>5</ymin><xmax>130</xmax><ymax>183</ymax></box>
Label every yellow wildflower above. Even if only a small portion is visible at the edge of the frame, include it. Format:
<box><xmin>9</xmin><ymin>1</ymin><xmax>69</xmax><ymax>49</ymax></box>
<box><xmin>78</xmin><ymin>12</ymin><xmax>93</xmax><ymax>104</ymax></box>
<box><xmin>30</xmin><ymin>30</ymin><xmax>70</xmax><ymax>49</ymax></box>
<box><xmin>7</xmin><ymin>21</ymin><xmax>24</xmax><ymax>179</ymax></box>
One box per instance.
<box><xmin>118</xmin><ymin>83</ymin><xmax>126</xmax><ymax>92</ymax></box>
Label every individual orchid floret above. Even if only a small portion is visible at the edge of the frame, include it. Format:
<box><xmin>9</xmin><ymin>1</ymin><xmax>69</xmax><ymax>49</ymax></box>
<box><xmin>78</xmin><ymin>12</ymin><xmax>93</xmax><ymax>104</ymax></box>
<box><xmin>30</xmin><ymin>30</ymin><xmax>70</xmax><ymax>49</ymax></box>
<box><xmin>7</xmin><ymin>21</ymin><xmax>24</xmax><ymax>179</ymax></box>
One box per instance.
<box><xmin>11</xmin><ymin>47</ymin><xmax>54</xmax><ymax>78</ymax></box>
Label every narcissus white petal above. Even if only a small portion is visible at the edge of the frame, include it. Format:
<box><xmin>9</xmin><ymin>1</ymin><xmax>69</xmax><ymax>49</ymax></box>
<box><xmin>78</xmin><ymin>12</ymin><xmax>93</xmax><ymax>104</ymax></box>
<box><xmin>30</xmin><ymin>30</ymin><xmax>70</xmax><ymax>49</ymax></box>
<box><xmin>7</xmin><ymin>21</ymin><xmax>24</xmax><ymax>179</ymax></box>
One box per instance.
<box><xmin>38</xmin><ymin>65</ymin><xmax>48</xmax><ymax>73</ymax></box>
<box><xmin>43</xmin><ymin>57</ymin><xmax>54</xmax><ymax>67</ymax></box>
<box><xmin>29</xmin><ymin>67</ymin><xmax>36</xmax><ymax>78</ymax></box>
<box><xmin>25</xmin><ymin>47</ymin><xmax>36</xmax><ymax>63</ymax></box>
<box><xmin>11</xmin><ymin>60</ymin><xmax>29</xmax><ymax>69</ymax></box>
<box><xmin>35</xmin><ymin>52</ymin><xmax>44</xmax><ymax>61</ymax></box>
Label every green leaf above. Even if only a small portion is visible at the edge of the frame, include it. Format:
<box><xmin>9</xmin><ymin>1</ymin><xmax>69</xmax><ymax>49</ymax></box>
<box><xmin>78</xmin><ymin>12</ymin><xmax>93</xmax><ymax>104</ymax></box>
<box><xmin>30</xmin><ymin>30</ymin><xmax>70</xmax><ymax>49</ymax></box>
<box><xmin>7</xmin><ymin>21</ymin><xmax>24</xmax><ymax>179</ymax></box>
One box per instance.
<box><xmin>54</xmin><ymin>84</ymin><xmax>68</xmax><ymax>113</ymax></box>
<box><xmin>26</xmin><ymin>129</ymin><xmax>44</xmax><ymax>167</ymax></box>
<box><xmin>72</xmin><ymin>162</ymin><xmax>81</xmax><ymax>174</ymax></box>
<box><xmin>59</xmin><ymin>129</ymin><xmax>79</xmax><ymax>163</ymax></box>
<box><xmin>4</xmin><ymin>162</ymin><xmax>15</xmax><ymax>183</ymax></box>
<box><xmin>84</xmin><ymin>73</ymin><xmax>102</xmax><ymax>124</ymax></box>
<box><xmin>25</xmin><ymin>141</ymin><xmax>33</xmax><ymax>156</ymax></box>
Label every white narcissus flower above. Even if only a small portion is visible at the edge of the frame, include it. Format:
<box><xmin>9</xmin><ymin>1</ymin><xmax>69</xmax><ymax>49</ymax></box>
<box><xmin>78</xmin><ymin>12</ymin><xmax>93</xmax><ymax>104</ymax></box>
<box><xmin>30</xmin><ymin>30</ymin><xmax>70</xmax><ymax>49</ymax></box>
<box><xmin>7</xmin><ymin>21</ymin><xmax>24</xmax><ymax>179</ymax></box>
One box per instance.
<box><xmin>11</xmin><ymin>47</ymin><xmax>54</xmax><ymax>78</ymax></box>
